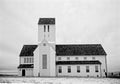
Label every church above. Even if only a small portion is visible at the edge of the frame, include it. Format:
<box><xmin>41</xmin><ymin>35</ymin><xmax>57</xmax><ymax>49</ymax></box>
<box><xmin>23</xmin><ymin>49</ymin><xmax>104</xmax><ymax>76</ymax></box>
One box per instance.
<box><xmin>18</xmin><ymin>18</ymin><xmax>107</xmax><ymax>77</ymax></box>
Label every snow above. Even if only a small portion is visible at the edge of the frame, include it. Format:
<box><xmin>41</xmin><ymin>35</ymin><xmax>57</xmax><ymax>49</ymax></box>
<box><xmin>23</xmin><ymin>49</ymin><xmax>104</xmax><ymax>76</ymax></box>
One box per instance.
<box><xmin>0</xmin><ymin>77</ymin><xmax>120</xmax><ymax>84</ymax></box>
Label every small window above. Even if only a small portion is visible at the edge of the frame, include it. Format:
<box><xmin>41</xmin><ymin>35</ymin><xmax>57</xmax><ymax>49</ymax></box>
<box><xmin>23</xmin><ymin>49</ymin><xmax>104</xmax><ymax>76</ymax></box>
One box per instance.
<box><xmin>67</xmin><ymin>57</ymin><xmax>70</xmax><ymax>60</ymax></box>
<box><xmin>68</xmin><ymin>66</ymin><xmax>71</xmax><ymax>73</ymax></box>
<box><xmin>86</xmin><ymin>66</ymin><xmax>89</xmax><ymax>72</ymax></box>
<box><xmin>58</xmin><ymin>66</ymin><xmax>62</xmax><ymax>73</ymax></box>
<box><xmin>77</xmin><ymin>66</ymin><xmax>80</xmax><ymax>73</ymax></box>
<box><xmin>75</xmin><ymin>57</ymin><xmax>78</xmax><ymax>60</ymax></box>
<box><xmin>32</xmin><ymin>58</ymin><xmax>33</xmax><ymax>63</ymax></box>
<box><xmin>48</xmin><ymin>25</ymin><xmax>49</xmax><ymax>32</ymax></box>
<box><xmin>58</xmin><ymin>57</ymin><xmax>61</xmax><ymax>60</ymax></box>
<box><xmin>44</xmin><ymin>25</ymin><xmax>46</xmax><ymax>32</ymax></box>
<box><xmin>27</xmin><ymin>58</ymin><xmax>29</xmax><ymax>63</ymax></box>
<box><xmin>30</xmin><ymin>58</ymin><xmax>31</xmax><ymax>63</ymax></box>
<box><xmin>43</xmin><ymin>43</ymin><xmax>46</xmax><ymax>46</ymax></box>
<box><xmin>95</xmin><ymin>66</ymin><xmax>99</xmax><ymax>72</ymax></box>
<box><xmin>24</xmin><ymin>58</ymin><xmax>26</xmax><ymax>63</ymax></box>
<box><xmin>84</xmin><ymin>57</ymin><xmax>87</xmax><ymax>60</ymax></box>
<box><xmin>92</xmin><ymin>57</ymin><xmax>95</xmax><ymax>60</ymax></box>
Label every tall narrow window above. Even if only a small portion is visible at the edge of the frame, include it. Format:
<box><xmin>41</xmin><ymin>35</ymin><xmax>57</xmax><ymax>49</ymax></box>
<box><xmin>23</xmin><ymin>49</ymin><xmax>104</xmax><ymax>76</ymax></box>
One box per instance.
<box><xmin>32</xmin><ymin>58</ymin><xmax>34</xmax><ymax>63</ymax></box>
<box><xmin>95</xmin><ymin>66</ymin><xmax>99</xmax><ymax>72</ymax></box>
<box><xmin>58</xmin><ymin>66</ymin><xmax>62</xmax><ymax>73</ymax></box>
<box><xmin>24</xmin><ymin>58</ymin><xmax>26</xmax><ymax>63</ymax></box>
<box><xmin>42</xmin><ymin>54</ymin><xmax>47</xmax><ymax>69</ymax></box>
<box><xmin>44</xmin><ymin>25</ymin><xmax>46</xmax><ymax>32</ymax></box>
<box><xmin>27</xmin><ymin>58</ymin><xmax>29</xmax><ymax>63</ymax></box>
<box><xmin>30</xmin><ymin>58</ymin><xmax>31</xmax><ymax>63</ymax></box>
<box><xmin>86</xmin><ymin>66</ymin><xmax>89</xmax><ymax>73</ymax></box>
<box><xmin>77</xmin><ymin>66</ymin><xmax>80</xmax><ymax>73</ymax></box>
<box><xmin>48</xmin><ymin>25</ymin><xmax>49</xmax><ymax>32</ymax></box>
<box><xmin>68</xmin><ymin>66</ymin><xmax>71</xmax><ymax>73</ymax></box>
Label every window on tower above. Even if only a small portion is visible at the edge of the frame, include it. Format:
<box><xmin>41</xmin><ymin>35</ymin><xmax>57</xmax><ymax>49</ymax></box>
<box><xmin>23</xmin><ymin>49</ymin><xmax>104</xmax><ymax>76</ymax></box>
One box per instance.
<box><xmin>44</xmin><ymin>25</ymin><xmax>46</xmax><ymax>32</ymax></box>
<box><xmin>48</xmin><ymin>25</ymin><xmax>49</xmax><ymax>32</ymax></box>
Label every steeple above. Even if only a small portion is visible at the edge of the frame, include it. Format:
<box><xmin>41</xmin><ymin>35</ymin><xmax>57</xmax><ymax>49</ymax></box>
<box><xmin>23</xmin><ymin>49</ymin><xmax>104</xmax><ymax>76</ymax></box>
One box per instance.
<box><xmin>38</xmin><ymin>18</ymin><xmax>55</xmax><ymax>43</ymax></box>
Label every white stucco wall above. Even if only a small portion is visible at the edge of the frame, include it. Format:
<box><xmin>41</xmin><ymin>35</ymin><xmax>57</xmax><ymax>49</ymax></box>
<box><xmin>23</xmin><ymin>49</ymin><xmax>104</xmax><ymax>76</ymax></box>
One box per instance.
<box><xmin>49</xmin><ymin>44</ymin><xmax>56</xmax><ymax>76</ymax></box>
<box><xmin>20</xmin><ymin>56</ymin><xmax>33</xmax><ymax>64</ymax></box>
<box><xmin>56</xmin><ymin>55</ymin><xmax>107</xmax><ymax>77</ymax></box>
<box><xmin>18</xmin><ymin>68</ymin><xmax>33</xmax><ymax>76</ymax></box>
<box><xmin>38</xmin><ymin>25</ymin><xmax>55</xmax><ymax>43</ymax></box>
<box><xmin>56</xmin><ymin>64</ymin><xmax>101</xmax><ymax>77</ymax></box>
<box><xmin>38</xmin><ymin>42</ymin><xmax>51</xmax><ymax>76</ymax></box>
<box><xmin>33</xmin><ymin>47</ymin><xmax>39</xmax><ymax>76</ymax></box>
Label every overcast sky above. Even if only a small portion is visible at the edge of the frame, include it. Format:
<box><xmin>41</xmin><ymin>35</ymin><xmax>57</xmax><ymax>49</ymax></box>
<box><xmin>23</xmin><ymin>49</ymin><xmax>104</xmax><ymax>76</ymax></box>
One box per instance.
<box><xmin>0</xmin><ymin>0</ymin><xmax>120</xmax><ymax>72</ymax></box>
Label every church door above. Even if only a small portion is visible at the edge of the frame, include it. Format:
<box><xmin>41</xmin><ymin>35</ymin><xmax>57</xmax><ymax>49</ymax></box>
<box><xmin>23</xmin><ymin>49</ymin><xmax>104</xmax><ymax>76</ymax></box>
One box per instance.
<box><xmin>22</xmin><ymin>69</ymin><xmax>25</xmax><ymax>76</ymax></box>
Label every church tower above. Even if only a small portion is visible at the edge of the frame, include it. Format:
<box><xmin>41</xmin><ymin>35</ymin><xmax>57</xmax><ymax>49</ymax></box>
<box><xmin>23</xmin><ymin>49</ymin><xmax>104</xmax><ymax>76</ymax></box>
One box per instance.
<box><xmin>34</xmin><ymin>18</ymin><xmax>56</xmax><ymax>76</ymax></box>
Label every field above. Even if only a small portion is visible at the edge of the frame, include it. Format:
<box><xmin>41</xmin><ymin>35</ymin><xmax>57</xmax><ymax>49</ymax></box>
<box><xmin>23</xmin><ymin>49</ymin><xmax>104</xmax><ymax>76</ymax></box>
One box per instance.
<box><xmin>0</xmin><ymin>77</ymin><xmax>120</xmax><ymax>84</ymax></box>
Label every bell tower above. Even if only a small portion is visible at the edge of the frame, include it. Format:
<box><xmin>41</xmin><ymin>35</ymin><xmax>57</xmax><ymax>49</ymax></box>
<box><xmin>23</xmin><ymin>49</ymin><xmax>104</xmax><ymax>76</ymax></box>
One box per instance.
<box><xmin>38</xmin><ymin>18</ymin><xmax>55</xmax><ymax>43</ymax></box>
<box><xmin>35</xmin><ymin>18</ymin><xmax>56</xmax><ymax>76</ymax></box>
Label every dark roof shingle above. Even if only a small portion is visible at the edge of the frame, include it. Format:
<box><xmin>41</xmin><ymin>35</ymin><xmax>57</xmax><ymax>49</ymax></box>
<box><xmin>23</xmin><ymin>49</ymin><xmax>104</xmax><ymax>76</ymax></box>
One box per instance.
<box><xmin>19</xmin><ymin>44</ymin><xmax>106</xmax><ymax>56</ymax></box>
<box><xmin>38</xmin><ymin>18</ymin><xmax>55</xmax><ymax>24</ymax></box>
<box><xmin>18</xmin><ymin>64</ymin><xmax>33</xmax><ymax>68</ymax></box>
<box><xmin>56</xmin><ymin>44</ymin><xmax>106</xmax><ymax>56</ymax></box>
<box><xmin>20</xmin><ymin>45</ymin><xmax>37</xmax><ymax>56</ymax></box>
<box><xmin>56</xmin><ymin>61</ymin><xmax>101</xmax><ymax>65</ymax></box>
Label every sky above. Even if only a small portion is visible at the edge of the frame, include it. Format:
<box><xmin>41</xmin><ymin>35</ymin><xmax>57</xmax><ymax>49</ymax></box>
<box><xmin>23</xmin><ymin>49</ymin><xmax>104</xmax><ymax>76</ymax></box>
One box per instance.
<box><xmin>0</xmin><ymin>0</ymin><xmax>120</xmax><ymax>72</ymax></box>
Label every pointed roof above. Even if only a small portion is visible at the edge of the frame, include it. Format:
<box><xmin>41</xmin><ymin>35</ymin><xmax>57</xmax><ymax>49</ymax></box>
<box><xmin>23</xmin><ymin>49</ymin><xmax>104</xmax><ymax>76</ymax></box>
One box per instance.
<box><xmin>18</xmin><ymin>64</ymin><xmax>33</xmax><ymax>68</ymax></box>
<box><xmin>56</xmin><ymin>60</ymin><xmax>101</xmax><ymax>65</ymax></box>
<box><xmin>19</xmin><ymin>44</ymin><xmax>106</xmax><ymax>56</ymax></box>
<box><xmin>56</xmin><ymin>44</ymin><xmax>106</xmax><ymax>56</ymax></box>
<box><xmin>38</xmin><ymin>18</ymin><xmax>55</xmax><ymax>24</ymax></box>
<box><xmin>19</xmin><ymin>45</ymin><xmax>38</xmax><ymax>56</ymax></box>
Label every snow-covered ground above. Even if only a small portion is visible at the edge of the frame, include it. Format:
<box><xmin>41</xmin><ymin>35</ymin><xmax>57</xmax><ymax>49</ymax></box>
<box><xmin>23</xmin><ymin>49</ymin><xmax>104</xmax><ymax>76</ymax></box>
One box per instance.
<box><xmin>0</xmin><ymin>77</ymin><xmax>120</xmax><ymax>84</ymax></box>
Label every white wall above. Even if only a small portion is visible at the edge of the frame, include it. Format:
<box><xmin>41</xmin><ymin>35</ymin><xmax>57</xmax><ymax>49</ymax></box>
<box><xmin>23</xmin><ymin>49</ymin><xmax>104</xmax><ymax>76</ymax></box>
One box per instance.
<box><xmin>38</xmin><ymin>25</ymin><xmax>55</xmax><ymax>43</ymax></box>
<box><xmin>20</xmin><ymin>56</ymin><xmax>33</xmax><ymax>64</ymax></box>
<box><xmin>56</xmin><ymin>55</ymin><xmax>107</xmax><ymax>77</ymax></box>
<box><xmin>18</xmin><ymin>68</ymin><xmax>33</xmax><ymax>76</ymax></box>
<box><xmin>38</xmin><ymin>41</ymin><xmax>51</xmax><ymax>76</ymax></box>
<box><xmin>56</xmin><ymin>65</ymin><xmax>101</xmax><ymax>77</ymax></box>
<box><xmin>33</xmin><ymin>47</ymin><xmax>39</xmax><ymax>76</ymax></box>
<box><xmin>49</xmin><ymin>44</ymin><xmax>56</xmax><ymax>76</ymax></box>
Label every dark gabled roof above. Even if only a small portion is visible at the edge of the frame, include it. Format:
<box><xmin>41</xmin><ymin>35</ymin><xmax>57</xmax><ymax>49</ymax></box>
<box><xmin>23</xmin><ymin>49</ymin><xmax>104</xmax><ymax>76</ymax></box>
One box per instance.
<box><xmin>18</xmin><ymin>64</ymin><xmax>33</xmax><ymax>68</ymax></box>
<box><xmin>56</xmin><ymin>61</ymin><xmax>101</xmax><ymax>65</ymax></box>
<box><xmin>19</xmin><ymin>44</ymin><xmax>106</xmax><ymax>56</ymax></box>
<box><xmin>38</xmin><ymin>18</ymin><xmax>55</xmax><ymax>24</ymax></box>
<box><xmin>20</xmin><ymin>45</ymin><xmax>37</xmax><ymax>56</ymax></box>
<box><xmin>56</xmin><ymin>44</ymin><xmax>106</xmax><ymax>56</ymax></box>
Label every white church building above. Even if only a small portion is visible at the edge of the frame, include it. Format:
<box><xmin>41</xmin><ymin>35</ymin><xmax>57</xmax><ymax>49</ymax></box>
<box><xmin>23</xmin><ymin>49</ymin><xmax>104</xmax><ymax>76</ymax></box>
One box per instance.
<box><xmin>18</xmin><ymin>18</ymin><xmax>107</xmax><ymax>77</ymax></box>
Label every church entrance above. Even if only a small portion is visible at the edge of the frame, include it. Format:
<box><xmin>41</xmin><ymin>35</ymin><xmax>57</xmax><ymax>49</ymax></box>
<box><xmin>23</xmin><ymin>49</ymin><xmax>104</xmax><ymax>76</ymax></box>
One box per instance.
<box><xmin>22</xmin><ymin>69</ymin><xmax>25</xmax><ymax>76</ymax></box>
